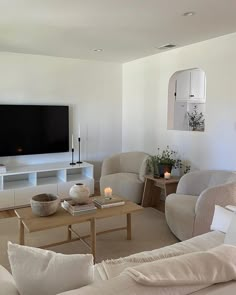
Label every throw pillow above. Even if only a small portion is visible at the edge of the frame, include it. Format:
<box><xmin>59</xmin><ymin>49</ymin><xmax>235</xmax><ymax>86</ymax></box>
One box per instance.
<box><xmin>210</xmin><ymin>205</ymin><xmax>234</xmax><ymax>233</ymax></box>
<box><xmin>8</xmin><ymin>242</ymin><xmax>94</xmax><ymax>295</ymax></box>
<box><xmin>224</xmin><ymin>214</ymin><xmax>236</xmax><ymax>245</ymax></box>
<box><xmin>225</xmin><ymin>205</ymin><xmax>236</xmax><ymax>212</ymax></box>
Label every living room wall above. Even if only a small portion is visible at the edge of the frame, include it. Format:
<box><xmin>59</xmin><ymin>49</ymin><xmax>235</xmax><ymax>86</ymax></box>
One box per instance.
<box><xmin>0</xmin><ymin>52</ymin><xmax>122</xmax><ymax>180</ymax></box>
<box><xmin>122</xmin><ymin>32</ymin><xmax>236</xmax><ymax>171</ymax></box>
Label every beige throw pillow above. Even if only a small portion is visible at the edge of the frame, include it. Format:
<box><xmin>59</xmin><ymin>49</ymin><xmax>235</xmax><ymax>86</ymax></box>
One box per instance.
<box><xmin>8</xmin><ymin>242</ymin><xmax>94</xmax><ymax>295</ymax></box>
<box><xmin>210</xmin><ymin>205</ymin><xmax>234</xmax><ymax>233</ymax></box>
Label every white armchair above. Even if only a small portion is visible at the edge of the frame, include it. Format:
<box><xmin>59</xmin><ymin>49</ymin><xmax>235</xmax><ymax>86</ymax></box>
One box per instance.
<box><xmin>165</xmin><ymin>170</ymin><xmax>236</xmax><ymax>241</ymax></box>
<box><xmin>100</xmin><ymin>152</ymin><xmax>149</xmax><ymax>204</ymax></box>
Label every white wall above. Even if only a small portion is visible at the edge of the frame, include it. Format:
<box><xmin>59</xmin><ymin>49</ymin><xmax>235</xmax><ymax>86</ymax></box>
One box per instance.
<box><xmin>0</xmin><ymin>53</ymin><xmax>122</xmax><ymax>180</ymax></box>
<box><xmin>122</xmin><ymin>32</ymin><xmax>236</xmax><ymax>171</ymax></box>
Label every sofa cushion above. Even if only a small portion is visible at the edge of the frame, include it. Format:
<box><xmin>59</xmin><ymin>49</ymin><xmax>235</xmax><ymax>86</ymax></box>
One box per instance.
<box><xmin>8</xmin><ymin>242</ymin><xmax>94</xmax><ymax>295</ymax></box>
<box><xmin>0</xmin><ymin>265</ymin><xmax>19</xmax><ymax>295</ymax></box>
<box><xmin>165</xmin><ymin>194</ymin><xmax>198</xmax><ymax>241</ymax></box>
<box><xmin>58</xmin><ymin>231</ymin><xmax>227</xmax><ymax>295</ymax></box>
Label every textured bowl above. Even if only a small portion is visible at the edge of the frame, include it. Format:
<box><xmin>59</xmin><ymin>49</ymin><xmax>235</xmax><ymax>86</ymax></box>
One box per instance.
<box><xmin>30</xmin><ymin>193</ymin><xmax>60</xmax><ymax>217</ymax></box>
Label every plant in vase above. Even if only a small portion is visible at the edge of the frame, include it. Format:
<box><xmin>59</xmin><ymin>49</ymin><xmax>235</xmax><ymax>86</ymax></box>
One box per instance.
<box><xmin>147</xmin><ymin>146</ymin><xmax>182</xmax><ymax>178</ymax></box>
<box><xmin>187</xmin><ymin>105</ymin><xmax>205</xmax><ymax>131</ymax></box>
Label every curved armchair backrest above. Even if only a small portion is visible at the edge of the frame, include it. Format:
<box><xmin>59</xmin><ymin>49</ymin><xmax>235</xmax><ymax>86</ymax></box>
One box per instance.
<box><xmin>120</xmin><ymin>152</ymin><xmax>149</xmax><ymax>175</ymax></box>
<box><xmin>101</xmin><ymin>151</ymin><xmax>149</xmax><ymax>181</ymax></box>
<box><xmin>177</xmin><ymin>170</ymin><xmax>236</xmax><ymax>196</ymax></box>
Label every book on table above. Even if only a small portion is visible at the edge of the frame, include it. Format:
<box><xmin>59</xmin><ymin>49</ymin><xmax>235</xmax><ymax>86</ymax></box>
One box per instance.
<box><xmin>62</xmin><ymin>199</ymin><xmax>97</xmax><ymax>216</ymax></box>
<box><xmin>93</xmin><ymin>195</ymin><xmax>125</xmax><ymax>208</ymax></box>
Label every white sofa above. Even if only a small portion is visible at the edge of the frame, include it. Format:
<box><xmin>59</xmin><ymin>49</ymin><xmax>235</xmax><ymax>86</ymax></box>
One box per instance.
<box><xmin>2</xmin><ymin>231</ymin><xmax>236</xmax><ymax>295</ymax></box>
<box><xmin>165</xmin><ymin>170</ymin><xmax>236</xmax><ymax>241</ymax></box>
<box><xmin>100</xmin><ymin>151</ymin><xmax>149</xmax><ymax>204</ymax></box>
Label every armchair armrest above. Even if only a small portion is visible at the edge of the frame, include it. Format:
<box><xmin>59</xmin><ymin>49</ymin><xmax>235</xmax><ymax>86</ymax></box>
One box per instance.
<box><xmin>101</xmin><ymin>154</ymin><xmax>121</xmax><ymax>176</ymax></box>
<box><xmin>194</xmin><ymin>182</ymin><xmax>236</xmax><ymax>236</ymax></box>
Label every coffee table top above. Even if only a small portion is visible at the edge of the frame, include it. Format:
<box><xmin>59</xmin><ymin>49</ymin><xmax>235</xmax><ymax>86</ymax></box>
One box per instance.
<box><xmin>15</xmin><ymin>199</ymin><xmax>142</xmax><ymax>233</ymax></box>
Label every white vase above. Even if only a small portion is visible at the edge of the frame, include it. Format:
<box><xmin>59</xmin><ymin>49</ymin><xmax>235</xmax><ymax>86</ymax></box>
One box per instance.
<box><xmin>69</xmin><ymin>183</ymin><xmax>90</xmax><ymax>204</ymax></box>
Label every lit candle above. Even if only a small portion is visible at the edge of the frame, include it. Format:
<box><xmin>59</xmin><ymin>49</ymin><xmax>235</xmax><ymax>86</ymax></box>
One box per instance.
<box><xmin>164</xmin><ymin>172</ymin><xmax>171</xmax><ymax>180</ymax></box>
<box><xmin>71</xmin><ymin>134</ymin><xmax>74</xmax><ymax>149</ymax></box>
<box><xmin>78</xmin><ymin>124</ymin><xmax>81</xmax><ymax>138</ymax></box>
<box><xmin>104</xmin><ymin>187</ymin><xmax>112</xmax><ymax>197</ymax></box>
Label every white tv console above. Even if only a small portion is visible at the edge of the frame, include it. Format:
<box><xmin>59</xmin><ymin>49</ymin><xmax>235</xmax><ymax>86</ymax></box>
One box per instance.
<box><xmin>0</xmin><ymin>161</ymin><xmax>94</xmax><ymax>210</ymax></box>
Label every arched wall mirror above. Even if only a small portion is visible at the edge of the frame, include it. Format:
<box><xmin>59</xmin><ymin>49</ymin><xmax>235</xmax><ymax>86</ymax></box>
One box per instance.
<box><xmin>167</xmin><ymin>68</ymin><xmax>206</xmax><ymax>132</ymax></box>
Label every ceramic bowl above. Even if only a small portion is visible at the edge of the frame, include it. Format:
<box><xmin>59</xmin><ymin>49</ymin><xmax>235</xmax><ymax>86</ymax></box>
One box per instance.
<box><xmin>30</xmin><ymin>193</ymin><xmax>60</xmax><ymax>217</ymax></box>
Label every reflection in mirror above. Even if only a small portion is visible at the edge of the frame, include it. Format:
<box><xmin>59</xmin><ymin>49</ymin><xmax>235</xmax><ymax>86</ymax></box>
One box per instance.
<box><xmin>168</xmin><ymin>68</ymin><xmax>206</xmax><ymax>131</ymax></box>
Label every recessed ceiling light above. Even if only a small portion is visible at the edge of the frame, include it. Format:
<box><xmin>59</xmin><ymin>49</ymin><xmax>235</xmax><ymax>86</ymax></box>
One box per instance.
<box><xmin>93</xmin><ymin>49</ymin><xmax>103</xmax><ymax>52</ymax></box>
<box><xmin>158</xmin><ymin>44</ymin><xmax>176</xmax><ymax>50</ymax></box>
<box><xmin>183</xmin><ymin>11</ymin><xmax>195</xmax><ymax>17</ymax></box>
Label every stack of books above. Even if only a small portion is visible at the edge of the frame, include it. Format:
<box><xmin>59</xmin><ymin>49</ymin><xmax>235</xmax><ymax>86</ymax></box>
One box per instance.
<box><xmin>0</xmin><ymin>164</ymin><xmax>6</xmax><ymax>173</ymax></box>
<box><xmin>93</xmin><ymin>196</ymin><xmax>125</xmax><ymax>209</ymax></box>
<box><xmin>61</xmin><ymin>199</ymin><xmax>97</xmax><ymax>216</ymax></box>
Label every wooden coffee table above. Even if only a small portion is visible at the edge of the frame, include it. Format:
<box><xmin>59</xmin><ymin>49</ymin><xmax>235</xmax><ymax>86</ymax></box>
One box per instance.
<box><xmin>14</xmin><ymin>199</ymin><xmax>142</xmax><ymax>261</ymax></box>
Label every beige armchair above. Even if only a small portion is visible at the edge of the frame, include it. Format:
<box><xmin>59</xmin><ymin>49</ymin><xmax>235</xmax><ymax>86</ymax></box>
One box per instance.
<box><xmin>100</xmin><ymin>151</ymin><xmax>149</xmax><ymax>204</ymax></box>
<box><xmin>165</xmin><ymin>170</ymin><xmax>236</xmax><ymax>241</ymax></box>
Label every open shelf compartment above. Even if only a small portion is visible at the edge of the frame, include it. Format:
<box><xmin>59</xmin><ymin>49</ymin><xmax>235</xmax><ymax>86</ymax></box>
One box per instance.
<box><xmin>3</xmin><ymin>172</ymin><xmax>36</xmax><ymax>190</ymax></box>
<box><xmin>66</xmin><ymin>166</ymin><xmax>93</xmax><ymax>183</ymax></box>
<box><xmin>37</xmin><ymin>170</ymin><xmax>66</xmax><ymax>186</ymax></box>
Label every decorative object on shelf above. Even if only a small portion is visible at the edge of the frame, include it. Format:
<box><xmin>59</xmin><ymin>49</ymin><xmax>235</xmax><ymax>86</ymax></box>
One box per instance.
<box><xmin>69</xmin><ymin>183</ymin><xmax>90</xmax><ymax>204</ymax></box>
<box><xmin>77</xmin><ymin>124</ymin><xmax>83</xmax><ymax>164</ymax></box>
<box><xmin>187</xmin><ymin>105</ymin><xmax>205</xmax><ymax>131</ymax></box>
<box><xmin>104</xmin><ymin>187</ymin><xmax>112</xmax><ymax>197</ymax></box>
<box><xmin>30</xmin><ymin>193</ymin><xmax>60</xmax><ymax>217</ymax></box>
<box><xmin>70</xmin><ymin>148</ymin><xmax>76</xmax><ymax>166</ymax></box>
<box><xmin>147</xmin><ymin>146</ymin><xmax>182</xmax><ymax>178</ymax></box>
<box><xmin>70</xmin><ymin>134</ymin><xmax>76</xmax><ymax>165</ymax></box>
<box><xmin>77</xmin><ymin>138</ymin><xmax>82</xmax><ymax>164</ymax></box>
<box><xmin>164</xmin><ymin>171</ymin><xmax>171</xmax><ymax>179</ymax></box>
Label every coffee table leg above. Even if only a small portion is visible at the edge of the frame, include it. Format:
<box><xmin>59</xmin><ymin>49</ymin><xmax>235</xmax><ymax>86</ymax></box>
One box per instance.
<box><xmin>67</xmin><ymin>225</ymin><xmax>72</xmax><ymax>241</ymax></box>
<box><xmin>90</xmin><ymin>218</ymin><xmax>96</xmax><ymax>263</ymax></box>
<box><xmin>18</xmin><ymin>219</ymin><xmax>24</xmax><ymax>245</ymax></box>
<box><xmin>127</xmin><ymin>213</ymin><xmax>131</xmax><ymax>240</ymax></box>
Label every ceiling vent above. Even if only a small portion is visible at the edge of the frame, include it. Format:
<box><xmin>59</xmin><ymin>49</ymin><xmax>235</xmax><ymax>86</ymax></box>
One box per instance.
<box><xmin>158</xmin><ymin>44</ymin><xmax>176</xmax><ymax>50</ymax></box>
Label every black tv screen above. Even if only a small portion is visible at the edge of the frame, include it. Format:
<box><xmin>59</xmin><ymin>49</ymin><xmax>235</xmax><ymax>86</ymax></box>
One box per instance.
<box><xmin>0</xmin><ymin>105</ymin><xmax>69</xmax><ymax>157</ymax></box>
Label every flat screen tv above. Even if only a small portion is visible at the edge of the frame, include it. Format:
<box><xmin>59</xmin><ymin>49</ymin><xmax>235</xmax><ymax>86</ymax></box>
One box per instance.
<box><xmin>0</xmin><ymin>104</ymin><xmax>69</xmax><ymax>157</ymax></box>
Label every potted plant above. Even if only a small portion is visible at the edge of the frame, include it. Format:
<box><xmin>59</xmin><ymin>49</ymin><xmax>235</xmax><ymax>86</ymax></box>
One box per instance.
<box><xmin>147</xmin><ymin>146</ymin><xmax>182</xmax><ymax>178</ymax></box>
<box><xmin>187</xmin><ymin>105</ymin><xmax>205</xmax><ymax>131</ymax></box>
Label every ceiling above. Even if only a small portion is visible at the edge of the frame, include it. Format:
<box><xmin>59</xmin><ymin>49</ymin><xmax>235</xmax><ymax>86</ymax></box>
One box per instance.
<box><xmin>0</xmin><ymin>0</ymin><xmax>236</xmax><ymax>63</ymax></box>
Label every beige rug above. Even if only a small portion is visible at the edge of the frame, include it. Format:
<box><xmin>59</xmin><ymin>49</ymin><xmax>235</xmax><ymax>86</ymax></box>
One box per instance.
<box><xmin>0</xmin><ymin>207</ymin><xmax>178</xmax><ymax>271</ymax></box>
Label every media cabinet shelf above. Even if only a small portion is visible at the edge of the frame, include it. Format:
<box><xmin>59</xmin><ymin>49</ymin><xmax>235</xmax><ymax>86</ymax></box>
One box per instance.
<box><xmin>0</xmin><ymin>161</ymin><xmax>94</xmax><ymax>210</ymax></box>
